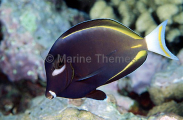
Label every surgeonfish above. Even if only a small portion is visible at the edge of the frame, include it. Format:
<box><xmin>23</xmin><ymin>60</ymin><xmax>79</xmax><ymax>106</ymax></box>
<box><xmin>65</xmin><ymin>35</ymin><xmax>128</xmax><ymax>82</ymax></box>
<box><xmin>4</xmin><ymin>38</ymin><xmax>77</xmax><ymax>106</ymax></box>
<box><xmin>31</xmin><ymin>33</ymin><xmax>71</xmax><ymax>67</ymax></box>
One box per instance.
<box><xmin>44</xmin><ymin>19</ymin><xmax>178</xmax><ymax>100</ymax></box>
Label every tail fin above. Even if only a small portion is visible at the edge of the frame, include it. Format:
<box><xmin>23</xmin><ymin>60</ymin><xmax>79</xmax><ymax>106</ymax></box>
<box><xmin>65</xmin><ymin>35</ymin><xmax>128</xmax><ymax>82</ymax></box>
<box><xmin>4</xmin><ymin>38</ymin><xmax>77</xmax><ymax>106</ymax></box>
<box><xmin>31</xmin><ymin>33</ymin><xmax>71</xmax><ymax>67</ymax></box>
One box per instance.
<box><xmin>145</xmin><ymin>20</ymin><xmax>178</xmax><ymax>60</ymax></box>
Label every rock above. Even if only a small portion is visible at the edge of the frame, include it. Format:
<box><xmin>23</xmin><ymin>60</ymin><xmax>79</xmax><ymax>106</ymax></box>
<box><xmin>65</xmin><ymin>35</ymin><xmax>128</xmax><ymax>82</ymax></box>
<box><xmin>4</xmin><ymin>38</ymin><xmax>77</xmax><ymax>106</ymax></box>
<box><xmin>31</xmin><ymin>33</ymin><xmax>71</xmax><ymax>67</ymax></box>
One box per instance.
<box><xmin>179</xmin><ymin>25</ymin><xmax>183</xmax><ymax>35</ymax></box>
<box><xmin>89</xmin><ymin>0</ymin><xmax>115</xmax><ymax>19</ymax></box>
<box><xmin>147</xmin><ymin>101</ymin><xmax>183</xmax><ymax>116</ymax></box>
<box><xmin>120</xmin><ymin>112</ymin><xmax>147</xmax><ymax>120</ymax></box>
<box><xmin>118</xmin><ymin>1</ymin><xmax>135</xmax><ymax>27</ymax></box>
<box><xmin>136</xmin><ymin>1</ymin><xmax>148</xmax><ymax>14</ymax></box>
<box><xmin>125</xmin><ymin>0</ymin><xmax>136</xmax><ymax>7</ymax></box>
<box><xmin>0</xmin><ymin>0</ymin><xmax>87</xmax><ymax>82</ymax></box>
<box><xmin>177</xmin><ymin>48</ymin><xmax>183</xmax><ymax>64</ymax></box>
<box><xmin>100</xmin><ymin>6</ymin><xmax>116</xmax><ymax>19</ymax></box>
<box><xmin>0</xmin><ymin>31</ymin><xmax>45</xmax><ymax>81</ymax></box>
<box><xmin>173</xmin><ymin>12</ymin><xmax>183</xmax><ymax>24</ymax></box>
<box><xmin>61</xmin><ymin>107</ymin><xmax>79</xmax><ymax>117</ymax></box>
<box><xmin>68</xmin><ymin>98</ymin><xmax>85</xmax><ymax>107</ymax></box>
<box><xmin>148</xmin><ymin>113</ymin><xmax>183</xmax><ymax>120</ymax></box>
<box><xmin>0</xmin><ymin>96</ymin><xmax>146</xmax><ymax>120</ymax></box>
<box><xmin>136</xmin><ymin>12</ymin><xmax>156</xmax><ymax>32</ymax></box>
<box><xmin>156</xmin><ymin>4</ymin><xmax>179</xmax><ymax>24</ymax></box>
<box><xmin>77</xmin><ymin>110</ymin><xmax>95</xmax><ymax>120</ymax></box>
<box><xmin>145</xmin><ymin>25</ymin><xmax>157</xmax><ymax>36</ymax></box>
<box><xmin>155</xmin><ymin>0</ymin><xmax>183</xmax><ymax>5</ymax></box>
<box><xmin>98</xmin><ymin>81</ymin><xmax>135</xmax><ymax>111</ymax></box>
<box><xmin>117</xmin><ymin>77</ymin><xmax>132</xmax><ymax>93</ymax></box>
<box><xmin>20</xmin><ymin>11</ymin><xmax>37</xmax><ymax>33</ymax></box>
<box><xmin>148</xmin><ymin>61</ymin><xmax>183</xmax><ymax>105</ymax></box>
<box><xmin>110</xmin><ymin>0</ymin><xmax>121</xmax><ymax>6</ymax></box>
<box><xmin>166</xmin><ymin>29</ymin><xmax>181</xmax><ymax>42</ymax></box>
<box><xmin>1</xmin><ymin>94</ymin><xmax>183</xmax><ymax>119</ymax></box>
<box><xmin>90</xmin><ymin>0</ymin><xmax>107</xmax><ymax>19</ymax></box>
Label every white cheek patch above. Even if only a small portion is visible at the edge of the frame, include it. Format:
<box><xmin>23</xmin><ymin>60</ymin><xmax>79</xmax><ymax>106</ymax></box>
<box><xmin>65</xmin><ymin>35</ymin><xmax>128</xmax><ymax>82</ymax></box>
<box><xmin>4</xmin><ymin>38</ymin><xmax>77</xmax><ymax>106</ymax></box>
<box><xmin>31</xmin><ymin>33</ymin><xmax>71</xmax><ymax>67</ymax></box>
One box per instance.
<box><xmin>52</xmin><ymin>65</ymin><xmax>66</xmax><ymax>76</ymax></box>
<box><xmin>49</xmin><ymin>90</ymin><xmax>57</xmax><ymax>98</ymax></box>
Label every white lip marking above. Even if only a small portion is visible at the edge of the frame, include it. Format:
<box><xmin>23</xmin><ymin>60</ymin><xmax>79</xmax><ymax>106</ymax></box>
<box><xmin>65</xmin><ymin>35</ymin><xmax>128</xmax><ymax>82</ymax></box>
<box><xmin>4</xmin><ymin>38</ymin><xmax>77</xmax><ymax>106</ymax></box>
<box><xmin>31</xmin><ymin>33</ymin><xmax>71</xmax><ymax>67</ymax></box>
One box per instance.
<box><xmin>49</xmin><ymin>90</ymin><xmax>57</xmax><ymax>98</ymax></box>
<box><xmin>52</xmin><ymin>65</ymin><xmax>66</xmax><ymax>76</ymax></box>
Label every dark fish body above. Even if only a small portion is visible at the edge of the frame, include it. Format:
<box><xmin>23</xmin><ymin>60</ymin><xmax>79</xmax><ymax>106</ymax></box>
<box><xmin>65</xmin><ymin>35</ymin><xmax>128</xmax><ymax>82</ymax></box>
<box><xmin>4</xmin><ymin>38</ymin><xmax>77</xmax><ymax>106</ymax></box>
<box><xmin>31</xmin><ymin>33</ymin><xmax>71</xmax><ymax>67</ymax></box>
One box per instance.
<box><xmin>45</xmin><ymin>19</ymin><xmax>178</xmax><ymax>100</ymax></box>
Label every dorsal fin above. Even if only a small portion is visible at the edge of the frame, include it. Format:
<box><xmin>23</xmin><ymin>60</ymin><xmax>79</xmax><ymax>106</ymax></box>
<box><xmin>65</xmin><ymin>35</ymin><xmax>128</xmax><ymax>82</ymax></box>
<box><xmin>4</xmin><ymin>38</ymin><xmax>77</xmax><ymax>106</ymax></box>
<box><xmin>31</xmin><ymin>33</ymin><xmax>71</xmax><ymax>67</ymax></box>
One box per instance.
<box><xmin>61</xmin><ymin>19</ymin><xmax>143</xmax><ymax>39</ymax></box>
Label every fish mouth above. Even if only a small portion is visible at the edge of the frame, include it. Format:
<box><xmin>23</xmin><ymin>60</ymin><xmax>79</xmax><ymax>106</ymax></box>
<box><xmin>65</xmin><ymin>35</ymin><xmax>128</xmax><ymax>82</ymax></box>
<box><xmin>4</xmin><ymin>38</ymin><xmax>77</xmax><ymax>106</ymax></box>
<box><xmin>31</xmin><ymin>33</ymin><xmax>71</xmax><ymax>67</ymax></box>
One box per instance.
<box><xmin>46</xmin><ymin>91</ymin><xmax>57</xmax><ymax>99</ymax></box>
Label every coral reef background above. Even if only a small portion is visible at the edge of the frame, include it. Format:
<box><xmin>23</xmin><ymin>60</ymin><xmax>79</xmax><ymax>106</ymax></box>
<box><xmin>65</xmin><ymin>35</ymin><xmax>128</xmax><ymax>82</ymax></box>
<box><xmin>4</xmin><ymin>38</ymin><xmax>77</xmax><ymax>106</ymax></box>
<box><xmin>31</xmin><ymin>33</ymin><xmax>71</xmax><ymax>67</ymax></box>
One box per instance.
<box><xmin>0</xmin><ymin>0</ymin><xmax>183</xmax><ymax>119</ymax></box>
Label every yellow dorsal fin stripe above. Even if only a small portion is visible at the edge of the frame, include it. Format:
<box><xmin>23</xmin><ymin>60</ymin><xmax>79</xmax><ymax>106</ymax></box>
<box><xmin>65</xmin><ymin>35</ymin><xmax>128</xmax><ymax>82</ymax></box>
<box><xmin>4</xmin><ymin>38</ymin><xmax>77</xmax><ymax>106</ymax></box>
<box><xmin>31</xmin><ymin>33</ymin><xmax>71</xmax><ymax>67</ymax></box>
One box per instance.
<box><xmin>103</xmin><ymin>26</ymin><xmax>143</xmax><ymax>39</ymax></box>
<box><xmin>62</xmin><ymin>26</ymin><xmax>142</xmax><ymax>39</ymax></box>
<box><xmin>62</xmin><ymin>19</ymin><xmax>143</xmax><ymax>39</ymax></box>
<box><xmin>158</xmin><ymin>26</ymin><xmax>170</xmax><ymax>57</ymax></box>
<box><xmin>107</xmin><ymin>50</ymin><xmax>147</xmax><ymax>82</ymax></box>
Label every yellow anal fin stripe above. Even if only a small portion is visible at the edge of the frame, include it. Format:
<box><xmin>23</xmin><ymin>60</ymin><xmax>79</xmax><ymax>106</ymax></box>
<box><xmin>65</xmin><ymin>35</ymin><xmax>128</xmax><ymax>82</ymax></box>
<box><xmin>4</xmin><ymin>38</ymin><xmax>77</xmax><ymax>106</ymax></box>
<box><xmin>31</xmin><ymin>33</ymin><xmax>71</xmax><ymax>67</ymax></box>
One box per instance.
<box><xmin>107</xmin><ymin>50</ymin><xmax>147</xmax><ymax>82</ymax></box>
<box><xmin>158</xmin><ymin>26</ymin><xmax>170</xmax><ymax>57</ymax></box>
<box><xmin>62</xmin><ymin>26</ymin><xmax>143</xmax><ymax>39</ymax></box>
<box><xmin>131</xmin><ymin>44</ymin><xmax>142</xmax><ymax>48</ymax></box>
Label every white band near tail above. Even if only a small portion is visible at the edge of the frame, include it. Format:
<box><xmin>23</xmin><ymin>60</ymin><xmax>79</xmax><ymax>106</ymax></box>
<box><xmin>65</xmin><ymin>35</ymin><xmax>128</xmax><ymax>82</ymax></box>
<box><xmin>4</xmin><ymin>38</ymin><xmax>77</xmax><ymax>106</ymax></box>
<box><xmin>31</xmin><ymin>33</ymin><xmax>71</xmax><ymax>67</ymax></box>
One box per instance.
<box><xmin>145</xmin><ymin>20</ymin><xmax>178</xmax><ymax>60</ymax></box>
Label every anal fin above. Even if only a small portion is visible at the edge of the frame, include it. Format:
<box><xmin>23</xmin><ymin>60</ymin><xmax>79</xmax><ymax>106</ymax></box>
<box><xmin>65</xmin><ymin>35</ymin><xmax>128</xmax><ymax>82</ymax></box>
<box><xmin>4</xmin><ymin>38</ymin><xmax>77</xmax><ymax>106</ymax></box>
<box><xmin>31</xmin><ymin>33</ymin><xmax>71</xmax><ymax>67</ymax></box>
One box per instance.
<box><xmin>86</xmin><ymin>90</ymin><xmax>107</xmax><ymax>100</ymax></box>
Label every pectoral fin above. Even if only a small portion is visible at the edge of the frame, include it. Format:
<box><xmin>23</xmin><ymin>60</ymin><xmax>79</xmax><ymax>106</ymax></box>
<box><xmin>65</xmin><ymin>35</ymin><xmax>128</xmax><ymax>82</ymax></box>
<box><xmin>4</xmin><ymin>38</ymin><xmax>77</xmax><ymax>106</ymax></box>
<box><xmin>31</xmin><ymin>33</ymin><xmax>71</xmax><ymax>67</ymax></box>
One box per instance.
<box><xmin>77</xmin><ymin>67</ymin><xmax>105</xmax><ymax>81</ymax></box>
<box><xmin>75</xmin><ymin>50</ymin><xmax>115</xmax><ymax>81</ymax></box>
<box><xmin>86</xmin><ymin>90</ymin><xmax>107</xmax><ymax>100</ymax></box>
<box><xmin>106</xmin><ymin>50</ymin><xmax>116</xmax><ymax>57</ymax></box>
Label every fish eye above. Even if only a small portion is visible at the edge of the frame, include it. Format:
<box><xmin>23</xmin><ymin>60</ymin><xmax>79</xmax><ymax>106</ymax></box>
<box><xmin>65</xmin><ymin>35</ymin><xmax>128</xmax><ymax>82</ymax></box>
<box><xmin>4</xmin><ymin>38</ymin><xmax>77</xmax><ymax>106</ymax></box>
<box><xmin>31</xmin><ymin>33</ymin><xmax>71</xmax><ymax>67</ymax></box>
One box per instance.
<box><xmin>56</xmin><ymin>59</ymin><xmax>64</xmax><ymax>69</ymax></box>
<box><xmin>52</xmin><ymin>55</ymin><xmax>64</xmax><ymax>69</ymax></box>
